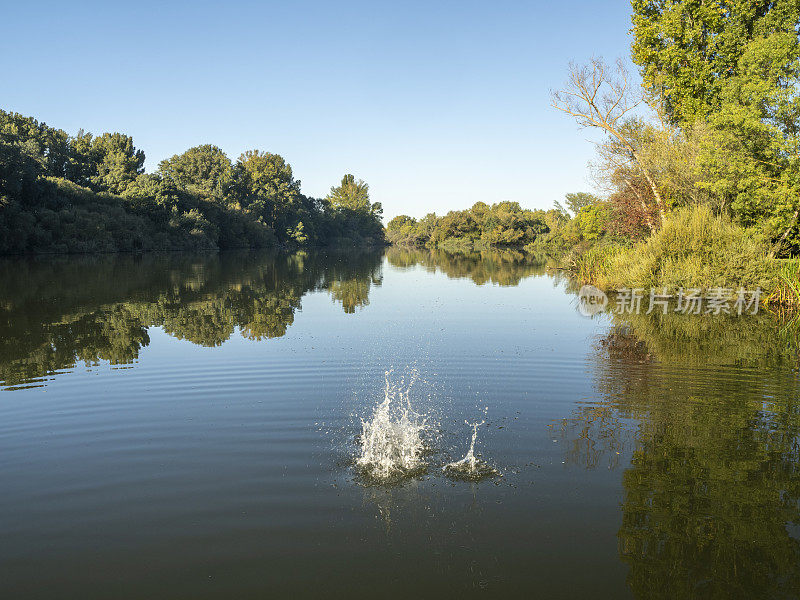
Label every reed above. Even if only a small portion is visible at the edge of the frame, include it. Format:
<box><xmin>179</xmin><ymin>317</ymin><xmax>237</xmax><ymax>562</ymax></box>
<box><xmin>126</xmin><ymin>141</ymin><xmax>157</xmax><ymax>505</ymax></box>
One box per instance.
<box><xmin>764</xmin><ymin>259</ymin><xmax>800</xmax><ymax>307</ymax></box>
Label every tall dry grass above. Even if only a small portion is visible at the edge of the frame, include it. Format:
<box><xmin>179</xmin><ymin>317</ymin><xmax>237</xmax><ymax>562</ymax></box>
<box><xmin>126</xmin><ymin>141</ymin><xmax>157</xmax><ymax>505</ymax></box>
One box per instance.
<box><xmin>593</xmin><ymin>205</ymin><xmax>773</xmax><ymax>292</ymax></box>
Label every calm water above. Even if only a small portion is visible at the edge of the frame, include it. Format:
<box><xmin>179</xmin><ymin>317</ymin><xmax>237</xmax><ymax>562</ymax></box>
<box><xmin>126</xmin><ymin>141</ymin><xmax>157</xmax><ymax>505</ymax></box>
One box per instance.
<box><xmin>1</xmin><ymin>249</ymin><xmax>799</xmax><ymax>599</ymax></box>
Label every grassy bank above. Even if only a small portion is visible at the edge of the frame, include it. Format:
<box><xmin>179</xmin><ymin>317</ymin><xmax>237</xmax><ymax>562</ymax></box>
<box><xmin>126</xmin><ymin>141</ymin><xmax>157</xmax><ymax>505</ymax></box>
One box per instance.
<box><xmin>565</xmin><ymin>205</ymin><xmax>799</xmax><ymax>307</ymax></box>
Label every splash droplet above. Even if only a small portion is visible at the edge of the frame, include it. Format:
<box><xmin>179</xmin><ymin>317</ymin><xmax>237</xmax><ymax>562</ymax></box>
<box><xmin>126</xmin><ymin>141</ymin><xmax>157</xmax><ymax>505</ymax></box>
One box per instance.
<box><xmin>444</xmin><ymin>420</ymin><xmax>499</xmax><ymax>481</ymax></box>
<box><xmin>356</xmin><ymin>370</ymin><xmax>428</xmax><ymax>483</ymax></box>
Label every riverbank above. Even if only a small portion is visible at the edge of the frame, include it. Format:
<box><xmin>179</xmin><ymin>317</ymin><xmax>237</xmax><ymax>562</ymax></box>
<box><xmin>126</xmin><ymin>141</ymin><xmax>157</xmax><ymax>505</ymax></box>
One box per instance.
<box><xmin>560</xmin><ymin>205</ymin><xmax>800</xmax><ymax>308</ymax></box>
<box><xmin>387</xmin><ymin>204</ymin><xmax>800</xmax><ymax>308</ymax></box>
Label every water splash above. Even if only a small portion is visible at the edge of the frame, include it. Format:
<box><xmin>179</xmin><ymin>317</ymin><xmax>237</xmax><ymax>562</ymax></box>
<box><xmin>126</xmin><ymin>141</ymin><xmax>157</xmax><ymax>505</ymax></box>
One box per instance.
<box><xmin>356</xmin><ymin>370</ymin><xmax>429</xmax><ymax>483</ymax></box>
<box><xmin>444</xmin><ymin>420</ymin><xmax>499</xmax><ymax>481</ymax></box>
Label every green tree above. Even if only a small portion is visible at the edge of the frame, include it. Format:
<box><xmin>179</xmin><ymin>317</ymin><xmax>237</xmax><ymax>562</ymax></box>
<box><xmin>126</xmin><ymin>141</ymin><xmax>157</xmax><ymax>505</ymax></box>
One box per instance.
<box><xmin>66</xmin><ymin>129</ymin><xmax>95</xmax><ymax>187</ymax></box>
<box><xmin>387</xmin><ymin>215</ymin><xmax>415</xmax><ymax>230</ymax></box>
<box><xmin>325</xmin><ymin>174</ymin><xmax>384</xmax><ymax>243</ymax></box>
<box><xmin>89</xmin><ymin>132</ymin><xmax>145</xmax><ymax>194</ymax></box>
<box><xmin>327</xmin><ymin>174</ymin><xmax>371</xmax><ymax>212</ymax></box>
<box><xmin>563</xmin><ymin>192</ymin><xmax>600</xmax><ymax>215</ymax></box>
<box><xmin>232</xmin><ymin>150</ymin><xmax>303</xmax><ymax>236</ymax></box>
<box><xmin>692</xmin><ymin>28</ymin><xmax>800</xmax><ymax>252</ymax></box>
<box><xmin>0</xmin><ymin>110</ymin><xmax>73</xmax><ymax>178</ymax></box>
<box><xmin>159</xmin><ymin>144</ymin><xmax>232</xmax><ymax>198</ymax></box>
<box><xmin>631</xmin><ymin>0</ymin><xmax>800</xmax><ymax>126</ymax></box>
<box><xmin>573</xmin><ymin>202</ymin><xmax>613</xmax><ymax>241</ymax></box>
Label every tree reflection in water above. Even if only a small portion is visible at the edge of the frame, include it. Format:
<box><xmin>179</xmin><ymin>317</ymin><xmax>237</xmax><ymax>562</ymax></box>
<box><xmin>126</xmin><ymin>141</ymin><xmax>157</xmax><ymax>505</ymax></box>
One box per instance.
<box><xmin>0</xmin><ymin>247</ymin><xmax>555</xmax><ymax>389</ymax></box>
<box><xmin>0</xmin><ymin>250</ymin><xmax>383</xmax><ymax>389</ymax></box>
<box><xmin>4</xmin><ymin>247</ymin><xmax>799</xmax><ymax>595</ymax></box>
<box><xmin>386</xmin><ymin>246</ymin><xmax>550</xmax><ymax>287</ymax></box>
<box><xmin>561</xmin><ymin>308</ymin><xmax>800</xmax><ymax>598</ymax></box>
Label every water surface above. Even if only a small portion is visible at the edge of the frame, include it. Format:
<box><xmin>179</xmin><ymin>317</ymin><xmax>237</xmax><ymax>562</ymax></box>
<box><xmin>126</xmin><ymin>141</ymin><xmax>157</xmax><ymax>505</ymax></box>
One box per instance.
<box><xmin>1</xmin><ymin>249</ymin><xmax>799</xmax><ymax>598</ymax></box>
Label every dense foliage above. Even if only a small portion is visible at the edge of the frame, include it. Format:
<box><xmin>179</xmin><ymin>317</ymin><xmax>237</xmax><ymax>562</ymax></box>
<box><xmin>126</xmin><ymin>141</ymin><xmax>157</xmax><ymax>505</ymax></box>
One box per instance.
<box><xmin>540</xmin><ymin>0</ymin><xmax>800</xmax><ymax>299</ymax></box>
<box><xmin>0</xmin><ymin>110</ymin><xmax>384</xmax><ymax>254</ymax></box>
<box><xmin>627</xmin><ymin>0</ymin><xmax>800</xmax><ymax>251</ymax></box>
<box><xmin>386</xmin><ymin>201</ymin><xmax>563</xmax><ymax>250</ymax></box>
<box><xmin>631</xmin><ymin>0</ymin><xmax>800</xmax><ymax>126</ymax></box>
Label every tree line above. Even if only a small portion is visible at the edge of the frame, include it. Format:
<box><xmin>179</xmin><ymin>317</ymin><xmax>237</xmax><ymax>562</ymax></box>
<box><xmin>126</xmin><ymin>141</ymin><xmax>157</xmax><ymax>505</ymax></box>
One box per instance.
<box><xmin>386</xmin><ymin>201</ymin><xmax>566</xmax><ymax>251</ymax></box>
<box><xmin>0</xmin><ymin>110</ymin><xmax>385</xmax><ymax>254</ymax></box>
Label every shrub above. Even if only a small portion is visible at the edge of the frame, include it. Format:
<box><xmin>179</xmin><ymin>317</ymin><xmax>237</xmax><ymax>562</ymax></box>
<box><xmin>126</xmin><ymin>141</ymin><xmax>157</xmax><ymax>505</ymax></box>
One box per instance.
<box><xmin>597</xmin><ymin>204</ymin><xmax>773</xmax><ymax>291</ymax></box>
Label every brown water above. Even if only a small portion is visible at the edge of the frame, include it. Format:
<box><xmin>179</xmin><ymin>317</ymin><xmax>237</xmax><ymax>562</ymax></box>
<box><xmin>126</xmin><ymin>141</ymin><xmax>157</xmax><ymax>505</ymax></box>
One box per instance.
<box><xmin>1</xmin><ymin>248</ymin><xmax>799</xmax><ymax>599</ymax></box>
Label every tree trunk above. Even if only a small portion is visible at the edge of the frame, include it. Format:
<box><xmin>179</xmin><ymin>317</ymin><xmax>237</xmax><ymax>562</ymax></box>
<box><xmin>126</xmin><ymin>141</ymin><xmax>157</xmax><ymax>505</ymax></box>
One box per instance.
<box><xmin>633</xmin><ymin>151</ymin><xmax>666</xmax><ymax>223</ymax></box>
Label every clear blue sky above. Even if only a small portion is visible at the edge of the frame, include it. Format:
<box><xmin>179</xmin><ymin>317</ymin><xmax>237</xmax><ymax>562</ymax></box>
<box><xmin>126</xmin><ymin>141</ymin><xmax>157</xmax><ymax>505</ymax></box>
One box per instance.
<box><xmin>3</xmin><ymin>1</ymin><xmax>635</xmax><ymax>219</ymax></box>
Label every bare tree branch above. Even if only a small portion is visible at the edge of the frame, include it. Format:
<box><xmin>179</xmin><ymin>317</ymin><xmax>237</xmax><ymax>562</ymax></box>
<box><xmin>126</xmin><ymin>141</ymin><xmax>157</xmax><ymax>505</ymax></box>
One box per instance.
<box><xmin>552</xmin><ymin>58</ymin><xmax>667</xmax><ymax>223</ymax></box>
